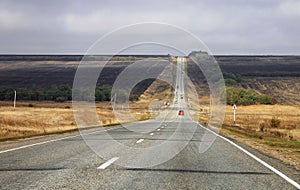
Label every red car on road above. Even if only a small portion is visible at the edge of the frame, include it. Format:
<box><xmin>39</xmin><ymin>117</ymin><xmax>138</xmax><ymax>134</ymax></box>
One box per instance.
<box><xmin>178</xmin><ymin>110</ymin><xmax>184</xmax><ymax>115</ymax></box>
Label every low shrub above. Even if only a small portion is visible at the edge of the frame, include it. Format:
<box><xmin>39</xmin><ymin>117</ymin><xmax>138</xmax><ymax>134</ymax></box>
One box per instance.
<box><xmin>270</xmin><ymin>117</ymin><xmax>281</xmax><ymax>128</ymax></box>
<box><xmin>226</xmin><ymin>87</ymin><xmax>276</xmax><ymax>105</ymax></box>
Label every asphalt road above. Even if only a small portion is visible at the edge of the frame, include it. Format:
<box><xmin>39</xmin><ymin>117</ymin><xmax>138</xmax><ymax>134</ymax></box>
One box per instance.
<box><xmin>0</xmin><ymin>57</ymin><xmax>299</xmax><ymax>189</ymax></box>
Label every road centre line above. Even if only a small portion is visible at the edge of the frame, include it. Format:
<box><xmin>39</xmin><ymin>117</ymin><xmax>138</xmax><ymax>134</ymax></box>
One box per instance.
<box><xmin>97</xmin><ymin>157</ymin><xmax>119</xmax><ymax>170</ymax></box>
<box><xmin>136</xmin><ymin>139</ymin><xmax>144</xmax><ymax>144</ymax></box>
<box><xmin>198</xmin><ymin>123</ymin><xmax>300</xmax><ymax>189</ymax></box>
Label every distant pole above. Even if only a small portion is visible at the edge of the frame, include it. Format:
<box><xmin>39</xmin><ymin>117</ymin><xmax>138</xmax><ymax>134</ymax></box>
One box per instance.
<box><xmin>210</xmin><ymin>95</ymin><xmax>212</xmax><ymax>115</ymax></box>
<box><xmin>13</xmin><ymin>90</ymin><xmax>16</xmax><ymax>109</ymax></box>
<box><xmin>112</xmin><ymin>93</ymin><xmax>116</xmax><ymax>110</ymax></box>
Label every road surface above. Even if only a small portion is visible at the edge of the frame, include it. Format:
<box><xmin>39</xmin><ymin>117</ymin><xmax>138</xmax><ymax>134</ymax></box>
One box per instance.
<box><xmin>0</xmin><ymin>57</ymin><xmax>299</xmax><ymax>189</ymax></box>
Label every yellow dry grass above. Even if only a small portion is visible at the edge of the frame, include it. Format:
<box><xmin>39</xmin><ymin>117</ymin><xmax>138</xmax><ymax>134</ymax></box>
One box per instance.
<box><xmin>0</xmin><ymin>101</ymin><xmax>152</xmax><ymax>140</ymax></box>
<box><xmin>0</xmin><ymin>106</ymin><xmax>76</xmax><ymax>140</ymax></box>
<box><xmin>223</xmin><ymin>105</ymin><xmax>300</xmax><ymax>141</ymax></box>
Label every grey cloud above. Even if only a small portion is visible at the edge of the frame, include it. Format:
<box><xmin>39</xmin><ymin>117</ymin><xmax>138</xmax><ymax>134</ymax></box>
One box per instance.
<box><xmin>0</xmin><ymin>0</ymin><xmax>299</xmax><ymax>54</ymax></box>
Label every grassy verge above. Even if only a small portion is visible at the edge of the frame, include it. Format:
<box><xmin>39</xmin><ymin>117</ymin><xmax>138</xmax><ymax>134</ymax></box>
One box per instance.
<box><xmin>220</xmin><ymin>124</ymin><xmax>300</xmax><ymax>170</ymax></box>
<box><xmin>221</xmin><ymin>124</ymin><xmax>300</xmax><ymax>149</ymax></box>
<box><xmin>199</xmin><ymin>104</ymin><xmax>300</xmax><ymax>170</ymax></box>
<box><xmin>0</xmin><ymin>128</ymin><xmax>79</xmax><ymax>142</ymax></box>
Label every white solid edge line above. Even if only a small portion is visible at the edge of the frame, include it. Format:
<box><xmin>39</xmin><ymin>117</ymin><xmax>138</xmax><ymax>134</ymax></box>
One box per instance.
<box><xmin>136</xmin><ymin>139</ymin><xmax>144</xmax><ymax>143</ymax></box>
<box><xmin>198</xmin><ymin>124</ymin><xmax>300</xmax><ymax>189</ymax></box>
<box><xmin>97</xmin><ymin>157</ymin><xmax>119</xmax><ymax>170</ymax></box>
<box><xmin>0</xmin><ymin>128</ymin><xmax>116</xmax><ymax>154</ymax></box>
<box><xmin>0</xmin><ymin>134</ymin><xmax>79</xmax><ymax>154</ymax></box>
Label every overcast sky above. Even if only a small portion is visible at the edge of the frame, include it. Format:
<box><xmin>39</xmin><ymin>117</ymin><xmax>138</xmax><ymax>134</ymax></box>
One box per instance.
<box><xmin>0</xmin><ymin>0</ymin><xmax>300</xmax><ymax>55</ymax></box>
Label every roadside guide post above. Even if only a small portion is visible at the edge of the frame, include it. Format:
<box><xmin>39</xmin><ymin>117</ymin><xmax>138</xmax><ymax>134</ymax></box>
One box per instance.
<box><xmin>13</xmin><ymin>90</ymin><xmax>16</xmax><ymax>109</ymax></box>
<box><xmin>233</xmin><ymin>104</ymin><xmax>237</xmax><ymax>126</ymax></box>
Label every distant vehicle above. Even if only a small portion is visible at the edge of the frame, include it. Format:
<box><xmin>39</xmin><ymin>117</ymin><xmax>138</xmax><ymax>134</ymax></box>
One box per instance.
<box><xmin>178</xmin><ymin>110</ymin><xmax>184</xmax><ymax>115</ymax></box>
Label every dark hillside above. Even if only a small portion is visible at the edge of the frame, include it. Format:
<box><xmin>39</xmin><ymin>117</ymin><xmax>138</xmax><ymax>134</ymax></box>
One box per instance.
<box><xmin>0</xmin><ymin>56</ymin><xmax>168</xmax><ymax>101</ymax></box>
<box><xmin>187</xmin><ymin>55</ymin><xmax>300</xmax><ymax>105</ymax></box>
<box><xmin>0</xmin><ymin>55</ymin><xmax>299</xmax><ymax>104</ymax></box>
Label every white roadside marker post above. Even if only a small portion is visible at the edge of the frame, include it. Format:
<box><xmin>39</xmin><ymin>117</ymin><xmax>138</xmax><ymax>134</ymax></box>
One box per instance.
<box><xmin>13</xmin><ymin>90</ymin><xmax>16</xmax><ymax>109</ymax></box>
<box><xmin>233</xmin><ymin>104</ymin><xmax>237</xmax><ymax>126</ymax></box>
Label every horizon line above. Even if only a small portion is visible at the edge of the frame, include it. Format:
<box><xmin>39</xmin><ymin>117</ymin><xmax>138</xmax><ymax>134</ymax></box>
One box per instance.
<box><xmin>0</xmin><ymin>53</ymin><xmax>300</xmax><ymax>56</ymax></box>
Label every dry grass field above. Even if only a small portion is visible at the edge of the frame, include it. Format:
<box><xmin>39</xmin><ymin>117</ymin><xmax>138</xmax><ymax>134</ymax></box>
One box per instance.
<box><xmin>3</xmin><ymin>100</ymin><xmax>299</xmax><ymax>142</ymax></box>
<box><xmin>0</xmin><ymin>99</ymin><xmax>156</xmax><ymax>141</ymax></box>
<box><xmin>0</xmin><ymin>104</ymin><xmax>76</xmax><ymax>140</ymax></box>
<box><xmin>223</xmin><ymin>105</ymin><xmax>300</xmax><ymax>141</ymax></box>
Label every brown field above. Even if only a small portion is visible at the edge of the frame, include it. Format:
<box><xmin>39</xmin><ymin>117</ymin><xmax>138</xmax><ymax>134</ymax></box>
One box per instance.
<box><xmin>0</xmin><ymin>99</ymin><xmax>157</xmax><ymax>141</ymax></box>
<box><xmin>2</xmin><ymin>100</ymin><xmax>299</xmax><ymax>142</ymax></box>
<box><xmin>0</xmin><ymin>104</ymin><xmax>76</xmax><ymax>140</ymax></box>
<box><xmin>223</xmin><ymin>105</ymin><xmax>300</xmax><ymax>141</ymax></box>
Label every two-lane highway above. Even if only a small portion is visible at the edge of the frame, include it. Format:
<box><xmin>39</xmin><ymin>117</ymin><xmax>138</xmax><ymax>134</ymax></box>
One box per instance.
<box><xmin>0</xmin><ymin>121</ymin><xmax>298</xmax><ymax>189</ymax></box>
<box><xmin>0</xmin><ymin>57</ymin><xmax>299</xmax><ymax>189</ymax></box>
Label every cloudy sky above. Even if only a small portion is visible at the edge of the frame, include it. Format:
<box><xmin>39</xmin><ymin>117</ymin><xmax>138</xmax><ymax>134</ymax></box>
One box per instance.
<box><xmin>0</xmin><ymin>0</ymin><xmax>300</xmax><ymax>55</ymax></box>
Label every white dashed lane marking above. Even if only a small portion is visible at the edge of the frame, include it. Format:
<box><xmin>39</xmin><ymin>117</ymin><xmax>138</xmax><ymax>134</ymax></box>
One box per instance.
<box><xmin>136</xmin><ymin>139</ymin><xmax>144</xmax><ymax>144</ymax></box>
<box><xmin>97</xmin><ymin>157</ymin><xmax>119</xmax><ymax>170</ymax></box>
